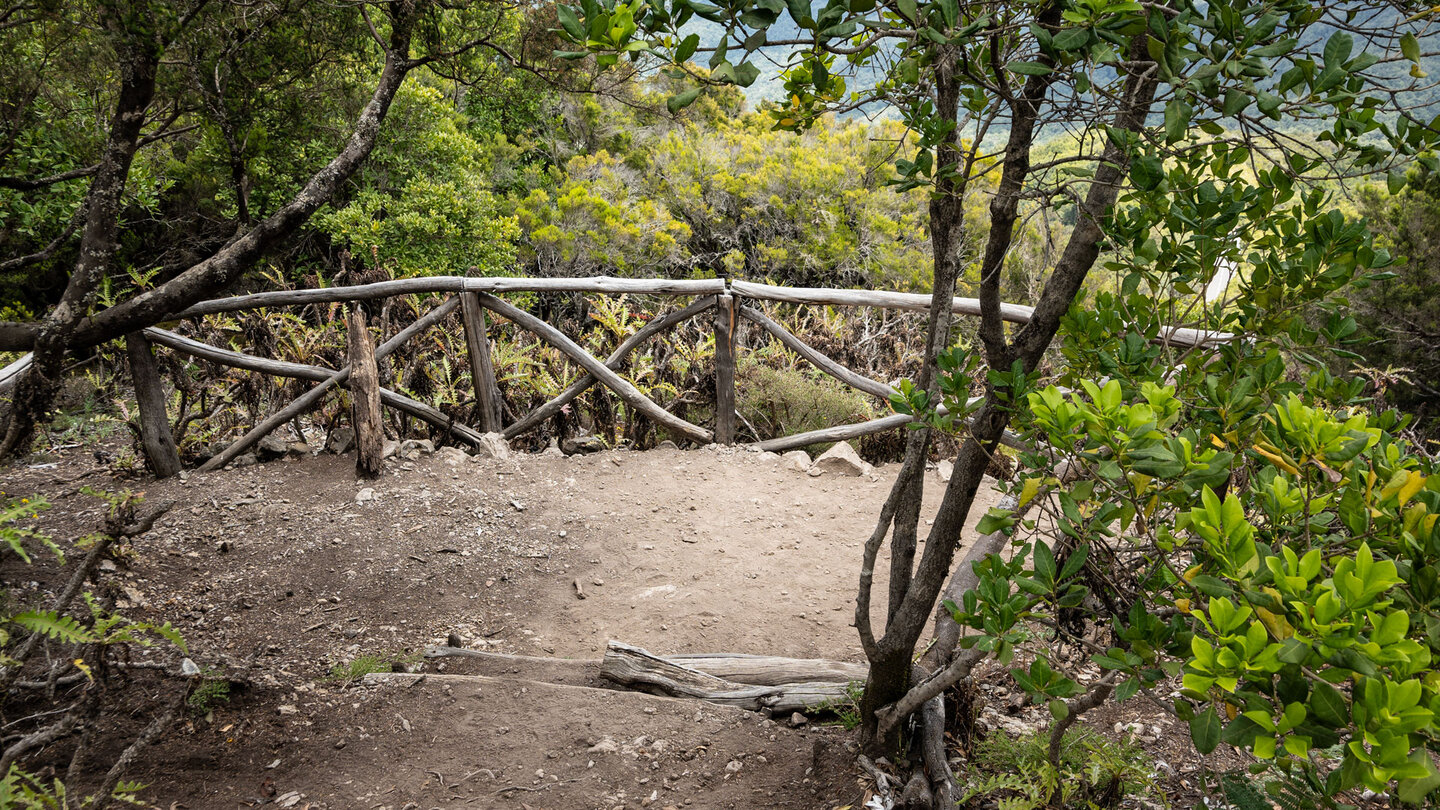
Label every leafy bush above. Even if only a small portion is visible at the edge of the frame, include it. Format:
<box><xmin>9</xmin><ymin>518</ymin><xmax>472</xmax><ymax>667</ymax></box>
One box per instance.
<box><xmin>736</xmin><ymin>357</ymin><xmax>876</xmax><ymax>444</ymax></box>
<box><xmin>961</xmin><ymin>727</ymin><xmax>1157</xmax><ymax>809</ymax></box>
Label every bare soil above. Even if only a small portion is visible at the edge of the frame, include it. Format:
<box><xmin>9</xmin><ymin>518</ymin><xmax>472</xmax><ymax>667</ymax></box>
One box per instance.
<box><xmin>3</xmin><ymin>443</ymin><xmax>1006</xmax><ymax>809</ymax></box>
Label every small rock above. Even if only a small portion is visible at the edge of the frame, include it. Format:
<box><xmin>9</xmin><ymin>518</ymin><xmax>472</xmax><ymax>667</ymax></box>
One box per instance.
<box><xmin>725</xmin><ymin>759</ymin><xmax>743</xmax><ymax>773</ymax></box>
<box><xmin>473</xmin><ymin>432</ymin><xmax>511</xmax><ymax>461</ymax></box>
<box><xmin>573</xmin><ymin>579</ymin><xmax>586</xmax><ymax>600</ymax></box>
<box><xmin>435</xmin><ymin>446</ymin><xmax>469</xmax><ymax>465</ymax></box>
<box><xmin>447</xmin><ymin>632</ymin><xmax>463</xmax><ymax>648</ymax></box>
<box><xmin>276</xmin><ymin>791</ymin><xmax>302</xmax><ymax>809</ymax></box>
<box><xmin>326</xmin><ymin>427</ymin><xmax>356</xmax><ymax>454</ymax></box>
<box><xmin>561</xmin><ymin>435</ymin><xmax>604</xmax><ymax>455</ymax></box>
<box><xmin>781</xmin><ymin>450</ymin><xmax>811</xmax><ymax>472</ymax></box>
<box><xmin>257</xmin><ymin>435</ymin><xmax>289</xmax><ymax>460</ymax></box>
<box><xmin>937</xmin><ymin>459</ymin><xmax>954</xmax><ymax>482</ymax></box>
<box><xmin>277</xmin><ymin>704</ymin><xmax>298</xmax><ymax>716</ymax></box>
<box><xmin>99</xmin><ymin>560</ymin><xmax>117</xmax><ymax>573</ymax></box>
<box><xmin>813</xmin><ymin>442</ymin><xmax>865</xmax><ymax>476</ymax></box>
<box><xmin>401</xmin><ymin>438</ymin><xmax>435</xmax><ymax>455</ymax></box>
<box><xmin>788</xmin><ymin>712</ymin><xmax>808</xmax><ymax>728</ymax></box>
<box><xmin>355</xmin><ymin>488</ymin><xmax>376</xmax><ymax>505</ymax></box>
<box><xmin>286</xmin><ymin>441</ymin><xmax>311</xmax><ymax>457</ymax></box>
<box><xmin>806</xmin><ymin>467</ymin><xmax>823</xmax><ymax>477</ymax></box>
<box><xmin>233</xmin><ymin>453</ymin><xmax>258</xmax><ymax>468</ymax></box>
<box><xmin>588</xmin><ymin>737</ymin><xmax>619</xmax><ymax>754</ymax></box>
<box><xmin>656</xmin><ymin>440</ymin><xmax>679</xmax><ymax>451</ymax></box>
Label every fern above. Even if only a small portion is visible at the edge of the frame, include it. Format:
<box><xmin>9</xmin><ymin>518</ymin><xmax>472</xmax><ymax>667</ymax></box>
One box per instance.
<box><xmin>12</xmin><ymin>611</ymin><xmax>96</xmax><ymax>645</ymax></box>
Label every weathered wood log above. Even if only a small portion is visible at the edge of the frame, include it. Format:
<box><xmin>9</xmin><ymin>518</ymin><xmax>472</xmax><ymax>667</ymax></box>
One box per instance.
<box><xmin>600</xmin><ymin>641</ymin><xmax>847</xmax><ymax>713</ymax></box>
<box><xmin>729</xmin><ymin>279</ymin><xmax>1233</xmax><ymax>348</ymax></box>
<box><xmin>751</xmin><ymin>397</ymin><xmax>1027</xmax><ymax>453</ymax></box>
<box><xmin>460</xmin><ymin>293</ymin><xmax>504</xmax><ymax>433</ymax></box>
<box><xmin>0</xmin><ymin>353</ymin><xmax>32</xmax><ymax>395</ymax></box>
<box><xmin>738</xmin><ymin>305</ymin><xmax>894</xmax><ymax>400</ymax></box>
<box><xmin>463</xmin><ymin>277</ymin><xmax>726</xmax><ymax>296</ymax></box>
<box><xmin>346</xmin><ymin>306</ymin><xmax>384</xmax><ymax>479</ymax></box>
<box><xmin>714</xmin><ymin>294</ymin><xmax>736</xmax><ymax>445</ymax></box>
<box><xmin>752</xmin><ymin>413</ymin><xmax>914</xmax><ymax>452</ymax></box>
<box><xmin>920</xmin><ymin>694</ymin><xmax>954</xmax><ymax>809</ymax></box>
<box><xmin>171</xmin><ymin>276</ymin><xmax>726</xmax><ymax>319</ymax></box>
<box><xmin>664</xmin><ymin>653</ymin><xmax>867</xmax><ymax>686</ymax></box>
<box><xmin>143</xmin><ymin>328</ymin><xmax>485</xmax><ymax>446</ymax></box>
<box><xmin>124</xmin><ymin>332</ymin><xmax>181</xmax><ymax>478</ymax></box>
<box><xmin>198</xmin><ymin>296</ymin><xmax>460</xmax><ymax>471</ymax></box>
<box><xmin>503</xmin><ymin>296</ymin><xmax>717</xmax><ymax>440</ymax></box>
<box><xmin>425</xmin><ymin>646</ymin><xmax>865</xmax><ymax>687</ymax></box>
<box><xmin>474</xmin><ymin>293</ymin><xmax>712</xmax><ymax>444</ymax></box>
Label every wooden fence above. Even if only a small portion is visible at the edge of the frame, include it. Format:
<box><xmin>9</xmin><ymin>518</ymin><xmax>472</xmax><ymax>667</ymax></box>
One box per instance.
<box><xmin>0</xmin><ymin>277</ymin><xmax>1233</xmax><ymax>476</ymax></box>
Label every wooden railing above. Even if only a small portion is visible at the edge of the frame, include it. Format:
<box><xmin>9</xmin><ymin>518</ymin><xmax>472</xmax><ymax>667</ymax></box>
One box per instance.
<box><xmin>2</xmin><ymin>276</ymin><xmax>1235</xmax><ymax>475</ymax></box>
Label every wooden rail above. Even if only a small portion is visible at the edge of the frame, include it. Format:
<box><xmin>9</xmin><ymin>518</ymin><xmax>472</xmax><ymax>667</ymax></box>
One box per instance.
<box><xmin>73</xmin><ymin>275</ymin><xmax>1234</xmax><ymax>476</ymax></box>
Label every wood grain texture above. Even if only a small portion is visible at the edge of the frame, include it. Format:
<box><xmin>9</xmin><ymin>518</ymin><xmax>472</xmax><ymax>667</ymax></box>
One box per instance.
<box><xmin>714</xmin><ymin>294</ymin><xmax>736</xmax><ymax>445</ymax></box>
<box><xmin>142</xmin><ymin>328</ymin><xmax>484</xmax><ymax>446</ymax></box>
<box><xmin>600</xmin><ymin>641</ymin><xmax>847</xmax><ymax>713</ymax></box>
<box><xmin>198</xmin><ymin>296</ymin><xmax>461</xmax><ymax>471</ymax></box>
<box><xmin>460</xmin><ymin>293</ymin><xmax>503</xmax><ymax>433</ymax></box>
<box><xmin>739</xmin><ymin>305</ymin><xmax>893</xmax><ymax>400</ymax></box>
<box><xmin>503</xmin><ymin>296</ymin><xmax>717</xmax><ymax>440</ymax></box>
<box><xmin>125</xmin><ymin>332</ymin><xmax>181</xmax><ymax>478</ymax></box>
<box><xmin>475</xmin><ymin>293</ymin><xmax>712</xmax><ymax>444</ymax></box>
<box><xmin>346</xmin><ymin>306</ymin><xmax>384</xmax><ymax>479</ymax></box>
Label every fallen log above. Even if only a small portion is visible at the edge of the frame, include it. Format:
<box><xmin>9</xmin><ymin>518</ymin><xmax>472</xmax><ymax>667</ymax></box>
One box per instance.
<box><xmin>664</xmin><ymin>652</ymin><xmax>867</xmax><ymax>686</ymax></box>
<box><xmin>425</xmin><ymin>645</ymin><xmax>865</xmax><ymax>687</ymax></box>
<box><xmin>599</xmin><ymin>641</ymin><xmax>849</xmax><ymax>713</ymax></box>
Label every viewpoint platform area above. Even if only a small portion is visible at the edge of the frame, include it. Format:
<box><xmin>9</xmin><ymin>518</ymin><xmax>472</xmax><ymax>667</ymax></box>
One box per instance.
<box><xmin>7</xmin><ymin>441</ymin><xmax>1001</xmax><ymax>808</ymax></box>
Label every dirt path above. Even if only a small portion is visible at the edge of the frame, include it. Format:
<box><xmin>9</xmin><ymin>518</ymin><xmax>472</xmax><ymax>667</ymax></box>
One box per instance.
<box><xmin>3</xmin><ymin>443</ymin><xmax>1003</xmax><ymax>809</ymax></box>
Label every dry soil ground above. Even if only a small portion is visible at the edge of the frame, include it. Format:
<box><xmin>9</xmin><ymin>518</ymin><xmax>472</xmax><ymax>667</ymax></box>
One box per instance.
<box><xmin>2</xmin><ymin>442</ymin><xmax>1008</xmax><ymax>809</ymax></box>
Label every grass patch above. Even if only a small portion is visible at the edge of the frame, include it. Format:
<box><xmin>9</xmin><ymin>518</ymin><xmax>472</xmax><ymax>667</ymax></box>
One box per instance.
<box><xmin>326</xmin><ymin>652</ymin><xmax>418</xmax><ymax>686</ymax></box>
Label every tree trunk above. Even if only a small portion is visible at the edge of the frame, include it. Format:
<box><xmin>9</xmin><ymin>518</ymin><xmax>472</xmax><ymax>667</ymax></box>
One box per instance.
<box><xmin>126</xmin><ymin>332</ymin><xmax>181</xmax><ymax>478</ymax></box>
<box><xmin>347</xmin><ymin>306</ymin><xmax>384</xmax><ymax>479</ymax></box>
<box><xmin>0</xmin><ymin>12</ymin><xmax>162</xmax><ymax>458</ymax></box>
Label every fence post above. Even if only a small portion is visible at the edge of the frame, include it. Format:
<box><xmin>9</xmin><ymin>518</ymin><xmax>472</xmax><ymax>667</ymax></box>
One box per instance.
<box><xmin>461</xmin><ymin>292</ymin><xmax>504</xmax><ymax>433</ymax></box>
<box><xmin>714</xmin><ymin>293</ymin><xmax>736</xmax><ymax>445</ymax></box>
<box><xmin>125</xmin><ymin>332</ymin><xmax>182</xmax><ymax>478</ymax></box>
<box><xmin>346</xmin><ymin>305</ymin><xmax>384</xmax><ymax>479</ymax></box>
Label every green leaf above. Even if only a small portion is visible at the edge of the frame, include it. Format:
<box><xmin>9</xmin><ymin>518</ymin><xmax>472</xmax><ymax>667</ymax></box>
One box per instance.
<box><xmin>976</xmin><ymin>508</ymin><xmax>1017</xmax><ymax>535</ymax></box>
<box><xmin>1402</xmin><ymin>32</ymin><xmax>1421</xmax><ymax>63</ymax></box>
<box><xmin>13</xmin><ymin>610</ymin><xmax>95</xmax><ymax>645</ymax></box>
<box><xmin>1190</xmin><ymin>706</ymin><xmax>1222</xmax><ymax>754</ymax></box>
<box><xmin>1007</xmin><ymin>61</ymin><xmax>1054</xmax><ymax>76</ymax></box>
<box><xmin>733</xmin><ymin>61</ymin><xmax>762</xmax><ymax>87</ymax></box>
<box><xmin>676</xmin><ymin>33</ymin><xmax>700</xmax><ymax>62</ymax></box>
<box><xmin>666</xmin><ymin>86</ymin><xmax>703</xmax><ymax>113</ymax></box>
<box><xmin>1130</xmin><ymin>155</ymin><xmax>1164</xmax><ymax>190</ymax></box>
<box><xmin>1310</xmin><ymin>681</ymin><xmax>1348</xmax><ymax>727</ymax></box>
<box><xmin>1164</xmin><ymin>98</ymin><xmax>1191</xmax><ymax>144</ymax></box>
<box><xmin>1051</xmin><ymin>27</ymin><xmax>1089</xmax><ymax>51</ymax></box>
<box><xmin>1323</xmin><ymin>31</ymin><xmax>1354</xmax><ymax>67</ymax></box>
<box><xmin>557</xmin><ymin>4</ymin><xmax>586</xmax><ymax>39</ymax></box>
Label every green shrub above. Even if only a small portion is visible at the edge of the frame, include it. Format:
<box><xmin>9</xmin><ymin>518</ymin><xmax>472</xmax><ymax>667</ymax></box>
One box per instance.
<box><xmin>961</xmin><ymin>727</ymin><xmax>1157</xmax><ymax>809</ymax></box>
<box><xmin>736</xmin><ymin>358</ymin><xmax>876</xmax><ymax>445</ymax></box>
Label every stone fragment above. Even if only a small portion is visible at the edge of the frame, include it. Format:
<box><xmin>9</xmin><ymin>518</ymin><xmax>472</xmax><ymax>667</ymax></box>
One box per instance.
<box><xmin>781</xmin><ymin>450</ymin><xmax>812</xmax><ymax>472</ymax></box>
<box><xmin>326</xmin><ymin>427</ymin><xmax>355</xmax><ymax>454</ymax></box>
<box><xmin>473</xmin><ymin>432</ymin><xmax>511</xmax><ymax>461</ymax></box>
<box><xmin>812</xmin><ymin>442</ymin><xmax>865</xmax><ymax>476</ymax></box>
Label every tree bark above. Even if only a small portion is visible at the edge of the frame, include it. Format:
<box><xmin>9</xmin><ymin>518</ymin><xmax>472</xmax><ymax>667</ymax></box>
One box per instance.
<box><xmin>0</xmin><ymin>3</ymin><xmax>423</xmax><ymax>440</ymax></box>
<box><xmin>0</xmin><ymin>8</ymin><xmax>162</xmax><ymax>458</ymax></box>
<box><xmin>126</xmin><ymin>331</ymin><xmax>181</xmax><ymax>477</ymax></box>
<box><xmin>858</xmin><ymin>43</ymin><xmax>965</xmax><ymax>754</ymax></box>
<box><xmin>860</xmin><ymin>27</ymin><xmax>1161</xmax><ymax>756</ymax></box>
<box><xmin>347</xmin><ymin>306</ymin><xmax>384</xmax><ymax>479</ymax></box>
